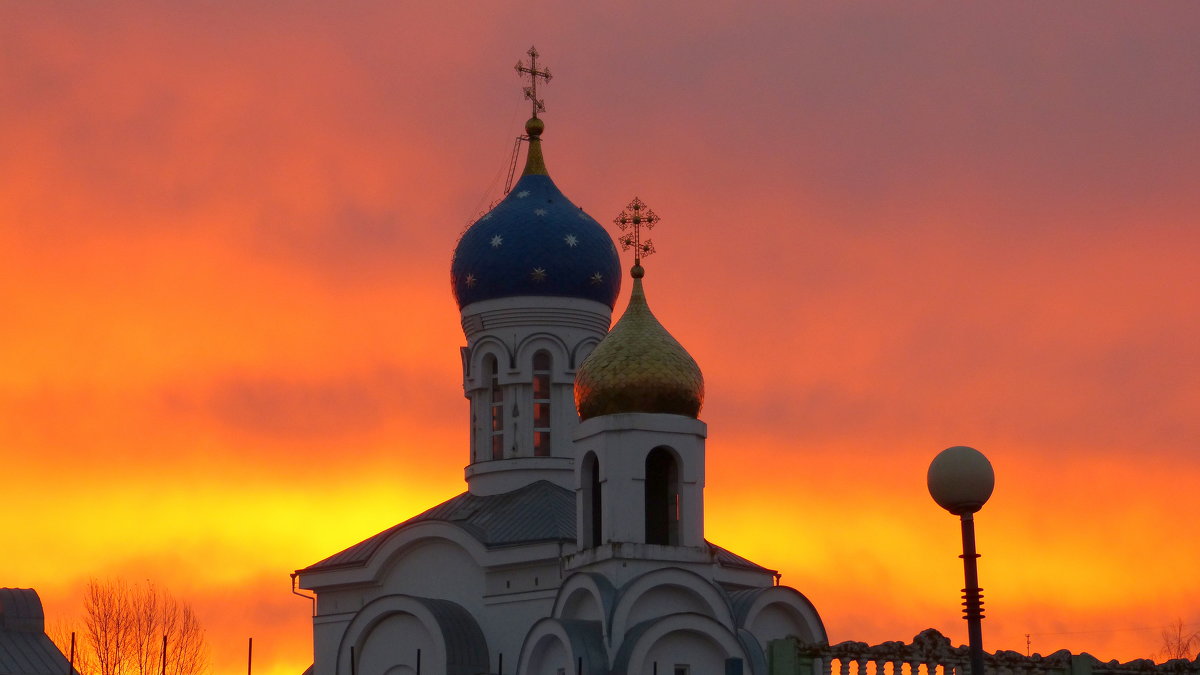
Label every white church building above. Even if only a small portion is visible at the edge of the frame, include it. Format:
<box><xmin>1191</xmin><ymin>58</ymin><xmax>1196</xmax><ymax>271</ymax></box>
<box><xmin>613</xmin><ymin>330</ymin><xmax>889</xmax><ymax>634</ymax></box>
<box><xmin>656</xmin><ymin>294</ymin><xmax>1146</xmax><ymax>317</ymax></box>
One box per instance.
<box><xmin>295</xmin><ymin>52</ymin><xmax>826</xmax><ymax>675</ymax></box>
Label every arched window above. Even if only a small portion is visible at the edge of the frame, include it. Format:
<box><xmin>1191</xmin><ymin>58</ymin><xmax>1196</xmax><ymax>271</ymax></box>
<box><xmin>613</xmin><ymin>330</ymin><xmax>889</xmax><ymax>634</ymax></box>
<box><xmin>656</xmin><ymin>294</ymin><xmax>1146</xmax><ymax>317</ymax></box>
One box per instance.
<box><xmin>581</xmin><ymin>452</ymin><xmax>602</xmax><ymax>548</ymax></box>
<box><xmin>644</xmin><ymin>447</ymin><xmax>680</xmax><ymax>546</ymax></box>
<box><xmin>532</xmin><ymin>351</ymin><xmax>552</xmax><ymax>457</ymax></box>
<box><xmin>487</xmin><ymin>356</ymin><xmax>504</xmax><ymax>460</ymax></box>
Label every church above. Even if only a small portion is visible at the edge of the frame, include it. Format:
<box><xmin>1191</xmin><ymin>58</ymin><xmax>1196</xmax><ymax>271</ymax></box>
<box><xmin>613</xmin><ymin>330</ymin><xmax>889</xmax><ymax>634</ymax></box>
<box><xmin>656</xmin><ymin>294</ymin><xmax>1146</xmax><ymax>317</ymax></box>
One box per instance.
<box><xmin>294</xmin><ymin>49</ymin><xmax>826</xmax><ymax>675</ymax></box>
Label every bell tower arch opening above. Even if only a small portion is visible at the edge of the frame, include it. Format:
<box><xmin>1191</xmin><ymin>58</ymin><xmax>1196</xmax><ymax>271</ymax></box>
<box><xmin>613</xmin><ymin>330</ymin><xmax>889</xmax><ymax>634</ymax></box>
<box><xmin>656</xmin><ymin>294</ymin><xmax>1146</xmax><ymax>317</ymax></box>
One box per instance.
<box><xmin>645</xmin><ymin>446</ymin><xmax>680</xmax><ymax>546</ymax></box>
<box><xmin>581</xmin><ymin>451</ymin><xmax>602</xmax><ymax>548</ymax></box>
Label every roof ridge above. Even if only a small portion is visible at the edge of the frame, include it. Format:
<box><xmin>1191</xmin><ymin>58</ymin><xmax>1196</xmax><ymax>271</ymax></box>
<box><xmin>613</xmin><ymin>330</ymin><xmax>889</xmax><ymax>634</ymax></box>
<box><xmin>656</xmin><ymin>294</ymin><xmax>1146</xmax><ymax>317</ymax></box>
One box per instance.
<box><xmin>299</xmin><ymin>482</ymin><xmax>576</xmax><ymax>574</ymax></box>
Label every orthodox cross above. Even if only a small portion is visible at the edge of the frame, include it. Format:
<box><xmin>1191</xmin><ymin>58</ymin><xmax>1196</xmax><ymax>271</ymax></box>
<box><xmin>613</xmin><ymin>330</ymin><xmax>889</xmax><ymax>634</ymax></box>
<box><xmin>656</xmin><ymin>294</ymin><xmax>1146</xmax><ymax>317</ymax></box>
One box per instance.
<box><xmin>515</xmin><ymin>46</ymin><xmax>552</xmax><ymax>117</ymax></box>
<box><xmin>614</xmin><ymin>197</ymin><xmax>659</xmax><ymax>266</ymax></box>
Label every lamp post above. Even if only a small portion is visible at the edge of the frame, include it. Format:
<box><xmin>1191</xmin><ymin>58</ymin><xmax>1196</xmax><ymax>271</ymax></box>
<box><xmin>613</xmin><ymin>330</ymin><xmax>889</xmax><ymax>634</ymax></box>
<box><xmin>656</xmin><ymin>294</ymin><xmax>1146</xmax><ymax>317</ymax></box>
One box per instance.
<box><xmin>928</xmin><ymin>446</ymin><xmax>995</xmax><ymax>675</ymax></box>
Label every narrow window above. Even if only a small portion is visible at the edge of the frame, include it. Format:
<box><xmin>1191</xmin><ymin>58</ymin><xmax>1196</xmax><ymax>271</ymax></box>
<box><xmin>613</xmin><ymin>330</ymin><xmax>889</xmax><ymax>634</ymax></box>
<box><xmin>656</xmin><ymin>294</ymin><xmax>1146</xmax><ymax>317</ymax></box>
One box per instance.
<box><xmin>674</xmin><ymin>666</ymin><xmax>690</xmax><ymax>675</ymax></box>
<box><xmin>645</xmin><ymin>447</ymin><xmax>680</xmax><ymax>545</ymax></box>
<box><xmin>582</xmin><ymin>452</ymin><xmax>602</xmax><ymax>548</ymax></box>
<box><xmin>532</xmin><ymin>351</ymin><xmax>552</xmax><ymax>457</ymax></box>
<box><xmin>590</xmin><ymin>459</ymin><xmax>602</xmax><ymax>547</ymax></box>
<box><xmin>489</xmin><ymin>356</ymin><xmax>504</xmax><ymax>460</ymax></box>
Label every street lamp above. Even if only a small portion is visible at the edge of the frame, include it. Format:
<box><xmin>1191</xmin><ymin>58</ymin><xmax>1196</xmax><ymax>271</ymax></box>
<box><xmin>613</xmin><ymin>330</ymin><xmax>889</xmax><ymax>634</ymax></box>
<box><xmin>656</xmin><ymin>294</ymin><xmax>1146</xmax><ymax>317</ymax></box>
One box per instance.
<box><xmin>927</xmin><ymin>446</ymin><xmax>995</xmax><ymax>675</ymax></box>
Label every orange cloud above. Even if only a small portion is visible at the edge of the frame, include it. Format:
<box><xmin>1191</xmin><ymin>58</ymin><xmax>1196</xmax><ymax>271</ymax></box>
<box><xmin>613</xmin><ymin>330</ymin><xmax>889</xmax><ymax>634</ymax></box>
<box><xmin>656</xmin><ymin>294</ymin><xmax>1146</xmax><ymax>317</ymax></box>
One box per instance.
<box><xmin>4</xmin><ymin>3</ymin><xmax>1199</xmax><ymax>673</ymax></box>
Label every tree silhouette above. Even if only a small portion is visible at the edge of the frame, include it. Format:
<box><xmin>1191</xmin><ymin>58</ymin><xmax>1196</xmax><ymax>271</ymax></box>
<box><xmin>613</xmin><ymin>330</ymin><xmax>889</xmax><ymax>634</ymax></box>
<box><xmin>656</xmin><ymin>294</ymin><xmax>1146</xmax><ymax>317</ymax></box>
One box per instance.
<box><xmin>51</xmin><ymin>579</ymin><xmax>208</xmax><ymax>675</ymax></box>
<box><xmin>1159</xmin><ymin>618</ymin><xmax>1200</xmax><ymax>661</ymax></box>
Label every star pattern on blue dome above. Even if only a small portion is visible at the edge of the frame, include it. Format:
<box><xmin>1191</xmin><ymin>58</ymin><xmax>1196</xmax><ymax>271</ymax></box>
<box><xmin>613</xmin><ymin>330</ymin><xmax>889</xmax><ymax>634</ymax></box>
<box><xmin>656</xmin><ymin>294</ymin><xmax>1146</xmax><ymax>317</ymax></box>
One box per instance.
<box><xmin>451</xmin><ymin>173</ymin><xmax>622</xmax><ymax>309</ymax></box>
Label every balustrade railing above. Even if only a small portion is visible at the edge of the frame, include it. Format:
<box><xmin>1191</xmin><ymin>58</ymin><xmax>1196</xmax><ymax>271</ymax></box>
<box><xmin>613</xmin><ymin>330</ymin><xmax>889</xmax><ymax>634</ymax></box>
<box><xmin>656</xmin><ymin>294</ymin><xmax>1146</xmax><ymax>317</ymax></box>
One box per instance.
<box><xmin>769</xmin><ymin>629</ymin><xmax>1200</xmax><ymax>675</ymax></box>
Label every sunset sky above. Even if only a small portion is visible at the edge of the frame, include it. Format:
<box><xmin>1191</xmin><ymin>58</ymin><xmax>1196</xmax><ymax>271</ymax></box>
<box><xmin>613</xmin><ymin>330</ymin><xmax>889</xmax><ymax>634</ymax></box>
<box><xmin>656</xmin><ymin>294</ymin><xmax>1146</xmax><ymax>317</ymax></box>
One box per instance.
<box><xmin>3</xmin><ymin>3</ymin><xmax>1199</xmax><ymax>674</ymax></box>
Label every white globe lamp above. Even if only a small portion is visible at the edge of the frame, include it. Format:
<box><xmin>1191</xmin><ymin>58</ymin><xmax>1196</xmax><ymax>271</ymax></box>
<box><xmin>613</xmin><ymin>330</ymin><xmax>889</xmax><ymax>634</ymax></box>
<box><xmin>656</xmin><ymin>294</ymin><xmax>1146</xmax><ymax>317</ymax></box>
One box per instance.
<box><xmin>927</xmin><ymin>445</ymin><xmax>995</xmax><ymax>675</ymax></box>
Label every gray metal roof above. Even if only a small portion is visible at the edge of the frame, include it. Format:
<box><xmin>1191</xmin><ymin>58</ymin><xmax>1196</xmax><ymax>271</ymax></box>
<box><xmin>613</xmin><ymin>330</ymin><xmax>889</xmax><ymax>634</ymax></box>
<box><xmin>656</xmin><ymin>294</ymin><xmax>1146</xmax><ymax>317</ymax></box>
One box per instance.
<box><xmin>301</xmin><ymin>480</ymin><xmax>576</xmax><ymax>572</ymax></box>
<box><xmin>415</xmin><ymin>597</ymin><xmax>489</xmax><ymax>675</ymax></box>
<box><xmin>708</xmin><ymin>543</ymin><xmax>774</xmax><ymax>574</ymax></box>
<box><xmin>300</xmin><ymin>479</ymin><xmax>772</xmax><ymax>576</ymax></box>
<box><xmin>0</xmin><ymin>588</ymin><xmax>80</xmax><ymax>675</ymax></box>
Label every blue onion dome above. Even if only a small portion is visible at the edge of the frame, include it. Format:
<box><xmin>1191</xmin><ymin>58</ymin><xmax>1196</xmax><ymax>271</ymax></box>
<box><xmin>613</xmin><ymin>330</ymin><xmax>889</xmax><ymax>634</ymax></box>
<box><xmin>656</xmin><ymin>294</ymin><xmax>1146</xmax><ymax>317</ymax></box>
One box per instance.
<box><xmin>451</xmin><ymin>118</ymin><xmax>622</xmax><ymax>310</ymax></box>
<box><xmin>574</xmin><ymin>264</ymin><xmax>705</xmax><ymax>421</ymax></box>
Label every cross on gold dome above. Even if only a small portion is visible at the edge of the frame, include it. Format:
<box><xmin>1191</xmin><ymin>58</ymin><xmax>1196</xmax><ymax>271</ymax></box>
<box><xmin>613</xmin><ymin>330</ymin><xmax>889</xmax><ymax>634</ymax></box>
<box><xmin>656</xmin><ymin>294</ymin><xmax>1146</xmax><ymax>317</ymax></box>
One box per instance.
<box><xmin>614</xmin><ymin>197</ymin><xmax>659</xmax><ymax>270</ymax></box>
<box><xmin>515</xmin><ymin>46</ymin><xmax>552</xmax><ymax>118</ymax></box>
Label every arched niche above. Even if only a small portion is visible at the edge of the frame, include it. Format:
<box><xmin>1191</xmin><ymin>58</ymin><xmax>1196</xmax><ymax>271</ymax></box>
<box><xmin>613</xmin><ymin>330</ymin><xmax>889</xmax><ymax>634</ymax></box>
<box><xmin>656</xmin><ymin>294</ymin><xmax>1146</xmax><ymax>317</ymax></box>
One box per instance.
<box><xmin>514</xmin><ymin>332</ymin><xmax>571</xmax><ymax>379</ymax></box>
<box><xmin>517</xmin><ymin>617</ymin><xmax>609</xmax><ymax>675</ymax></box>
<box><xmin>610</xmin><ymin>568</ymin><xmax>733</xmax><ymax>642</ymax></box>
<box><xmin>357</xmin><ymin>611</ymin><xmax>435</xmax><ymax>675</ymax></box>
<box><xmin>337</xmin><ymin>595</ymin><xmax>488</xmax><ymax>675</ymax></box>
<box><xmin>551</xmin><ymin>573</ymin><xmax>615</xmax><ymax>629</ymax></box>
<box><xmin>560</xmin><ymin>589</ymin><xmax>603</xmax><ymax>624</ymax></box>
<box><xmin>523</xmin><ymin>631</ymin><xmax>571</xmax><ymax>675</ymax></box>
<box><xmin>467</xmin><ymin>337</ymin><xmax>515</xmax><ymax>385</ymax></box>
<box><xmin>613</xmin><ymin>613</ymin><xmax>749</xmax><ymax>675</ymax></box>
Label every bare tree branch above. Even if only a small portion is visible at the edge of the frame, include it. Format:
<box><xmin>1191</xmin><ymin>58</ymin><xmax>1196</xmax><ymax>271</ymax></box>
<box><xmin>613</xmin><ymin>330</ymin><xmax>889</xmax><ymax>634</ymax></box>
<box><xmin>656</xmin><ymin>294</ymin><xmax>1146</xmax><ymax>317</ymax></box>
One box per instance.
<box><xmin>77</xmin><ymin>579</ymin><xmax>209</xmax><ymax>675</ymax></box>
<box><xmin>1159</xmin><ymin>617</ymin><xmax>1200</xmax><ymax>661</ymax></box>
<box><xmin>47</xmin><ymin>617</ymin><xmax>96</xmax><ymax>675</ymax></box>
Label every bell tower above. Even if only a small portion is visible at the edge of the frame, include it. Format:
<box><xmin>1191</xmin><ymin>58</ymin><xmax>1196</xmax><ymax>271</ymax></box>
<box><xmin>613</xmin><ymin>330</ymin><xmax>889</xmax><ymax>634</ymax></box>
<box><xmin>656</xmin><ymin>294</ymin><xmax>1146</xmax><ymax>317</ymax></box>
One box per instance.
<box><xmin>572</xmin><ymin>199</ymin><xmax>708</xmax><ymax>555</ymax></box>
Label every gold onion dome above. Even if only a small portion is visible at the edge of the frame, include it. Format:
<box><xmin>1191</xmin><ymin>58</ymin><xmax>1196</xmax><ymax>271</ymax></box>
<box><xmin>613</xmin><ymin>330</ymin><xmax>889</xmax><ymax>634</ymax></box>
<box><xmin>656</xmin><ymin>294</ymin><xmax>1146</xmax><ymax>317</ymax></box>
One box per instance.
<box><xmin>574</xmin><ymin>265</ymin><xmax>705</xmax><ymax>420</ymax></box>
